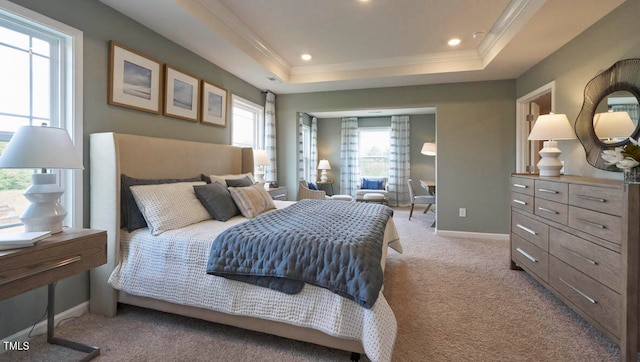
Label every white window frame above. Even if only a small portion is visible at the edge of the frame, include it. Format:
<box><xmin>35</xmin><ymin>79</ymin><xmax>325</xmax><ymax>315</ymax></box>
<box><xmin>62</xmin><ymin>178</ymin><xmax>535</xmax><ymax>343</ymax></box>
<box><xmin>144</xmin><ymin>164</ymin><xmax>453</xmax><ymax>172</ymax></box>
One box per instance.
<box><xmin>231</xmin><ymin>94</ymin><xmax>264</xmax><ymax>149</ymax></box>
<box><xmin>0</xmin><ymin>1</ymin><xmax>83</xmax><ymax>228</ymax></box>
<box><xmin>358</xmin><ymin>127</ymin><xmax>391</xmax><ymax>178</ymax></box>
<box><xmin>301</xmin><ymin>123</ymin><xmax>311</xmax><ymax>182</ymax></box>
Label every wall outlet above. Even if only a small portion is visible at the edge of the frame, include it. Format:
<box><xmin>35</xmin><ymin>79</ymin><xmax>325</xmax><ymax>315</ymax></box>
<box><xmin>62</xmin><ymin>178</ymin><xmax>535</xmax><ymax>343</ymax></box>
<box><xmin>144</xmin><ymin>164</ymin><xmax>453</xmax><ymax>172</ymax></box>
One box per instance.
<box><xmin>459</xmin><ymin>208</ymin><xmax>467</xmax><ymax>217</ymax></box>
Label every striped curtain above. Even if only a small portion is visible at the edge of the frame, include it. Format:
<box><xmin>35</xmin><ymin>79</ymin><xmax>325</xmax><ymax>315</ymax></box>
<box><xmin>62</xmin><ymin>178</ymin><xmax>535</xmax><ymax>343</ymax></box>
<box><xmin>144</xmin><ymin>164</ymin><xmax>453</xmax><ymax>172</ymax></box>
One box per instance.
<box><xmin>389</xmin><ymin>115</ymin><xmax>411</xmax><ymax>206</ymax></box>
<box><xmin>340</xmin><ymin>117</ymin><xmax>359</xmax><ymax>196</ymax></box>
<box><xmin>310</xmin><ymin>117</ymin><xmax>318</xmax><ymax>183</ymax></box>
<box><xmin>264</xmin><ymin>91</ymin><xmax>277</xmax><ymax>182</ymax></box>
<box><xmin>297</xmin><ymin>114</ymin><xmax>305</xmax><ymax>180</ymax></box>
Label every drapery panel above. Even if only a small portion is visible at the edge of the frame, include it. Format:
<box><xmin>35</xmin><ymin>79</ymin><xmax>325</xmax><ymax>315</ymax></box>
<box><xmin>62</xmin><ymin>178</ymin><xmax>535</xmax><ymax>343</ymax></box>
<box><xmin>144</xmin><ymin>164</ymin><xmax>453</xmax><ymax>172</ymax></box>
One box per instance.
<box><xmin>340</xmin><ymin>117</ymin><xmax>359</xmax><ymax>196</ymax></box>
<box><xmin>297</xmin><ymin>113</ymin><xmax>305</xmax><ymax>180</ymax></box>
<box><xmin>389</xmin><ymin>115</ymin><xmax>411</xmax><ymax>206</ymax></box>
<box><xmin>264</xmin><ymin>91</ymin><xmax>277</xmax><ymax>182</ymax></box>
<box><xmin>310</xmin><ymin>117</ymin><xmax>318</xmax><ymax>183</ymax></box>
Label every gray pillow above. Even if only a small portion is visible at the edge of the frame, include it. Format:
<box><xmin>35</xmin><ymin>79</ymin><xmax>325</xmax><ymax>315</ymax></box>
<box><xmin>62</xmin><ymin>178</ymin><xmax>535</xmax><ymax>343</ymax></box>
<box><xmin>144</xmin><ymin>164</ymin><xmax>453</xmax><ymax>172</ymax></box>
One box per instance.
<box><xmin>193</xmin><ymin>182</ymin><xmax>240</xmax><ymax>221</ymax></box>
<box><xmin>225</xmin><ymin>175</ymin><xmax>253</xmax><ymax>187</ymax></box>
<box><xmin>121</xmin><ymin>174</ymin><xmax>202</xmax><ymax>232</ymax></box>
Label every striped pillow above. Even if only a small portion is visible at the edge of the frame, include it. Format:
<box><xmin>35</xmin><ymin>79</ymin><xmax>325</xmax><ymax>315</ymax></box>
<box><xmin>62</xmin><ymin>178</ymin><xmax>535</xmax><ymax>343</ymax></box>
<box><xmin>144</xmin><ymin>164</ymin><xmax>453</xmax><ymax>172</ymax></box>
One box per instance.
<box><xmin>228</xmin><ymin>184</ymin><xmax>276</xmax><ymax>218</ymax></box>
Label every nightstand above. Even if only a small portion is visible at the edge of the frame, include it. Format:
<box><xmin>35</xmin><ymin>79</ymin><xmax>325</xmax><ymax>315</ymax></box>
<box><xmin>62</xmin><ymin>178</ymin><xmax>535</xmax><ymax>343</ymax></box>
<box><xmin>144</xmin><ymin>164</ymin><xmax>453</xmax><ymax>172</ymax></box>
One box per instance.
<box><xmin>0</xmin><ymin>228</ymin><xmax>107</xmax><ymax>360</ymax></box>
<box><xmin>267</xmin><ymin>186</ymin><xmax>287</xmax><ymax>200</ymax></box>
<box><xmin>317</xmin><ymin>181</ymin><xmax>334</xmax><ymax>196</ymax></box>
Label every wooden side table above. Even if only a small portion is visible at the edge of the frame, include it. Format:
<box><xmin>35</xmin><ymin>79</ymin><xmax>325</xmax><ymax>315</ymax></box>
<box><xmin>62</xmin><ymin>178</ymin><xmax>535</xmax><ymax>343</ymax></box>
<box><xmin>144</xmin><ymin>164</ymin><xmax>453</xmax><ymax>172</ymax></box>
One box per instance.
<box><xmin>0</xmin><ymin>228</ymin><xmax>107</xmax><ymax>361</ymax></box>
<box><xmin>267</xmin><ymin>186</ymin><xmax>287</xmax><ymax>200</ymax></box>
<box><xmin>317</xmin><ymin>181</ymin><xmax>334</xmax><ymax>196</ymax></box>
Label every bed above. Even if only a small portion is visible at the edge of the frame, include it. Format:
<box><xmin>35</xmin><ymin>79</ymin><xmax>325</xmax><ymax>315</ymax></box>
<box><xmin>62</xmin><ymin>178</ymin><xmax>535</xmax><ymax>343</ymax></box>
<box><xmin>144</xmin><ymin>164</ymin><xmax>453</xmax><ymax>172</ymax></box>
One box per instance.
<box><xmin>89</xmin><ymin>133</ymin><xmax>401</xmax><ymax>361</ymax></box>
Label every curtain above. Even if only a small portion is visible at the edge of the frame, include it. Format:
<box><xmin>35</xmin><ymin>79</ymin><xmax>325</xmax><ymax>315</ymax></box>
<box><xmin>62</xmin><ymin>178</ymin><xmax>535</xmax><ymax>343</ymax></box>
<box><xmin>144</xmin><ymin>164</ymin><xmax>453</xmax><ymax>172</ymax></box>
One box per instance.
<box><xmin>310</xmin><ymin>117</ymin><xmax>318</xmax><ymax>183</ymax></box>
<box><xmin>297</xmin><ymin>113</ymin><xmax>305</xmax><ymax>180</ymax></box>
<box><xmin>264</xmin><ymin>91</ymin><xmax>277</xmax><ymax>182</ymax></box>
<box><xmin>389</xmin><ymin>115</ymin><xmax>411</xmax><ymax>206</ymax></box>
<box><xmin>340</xmin><ymin>117</ymin><xmax>359</xmax><ymax>196</ymax></box>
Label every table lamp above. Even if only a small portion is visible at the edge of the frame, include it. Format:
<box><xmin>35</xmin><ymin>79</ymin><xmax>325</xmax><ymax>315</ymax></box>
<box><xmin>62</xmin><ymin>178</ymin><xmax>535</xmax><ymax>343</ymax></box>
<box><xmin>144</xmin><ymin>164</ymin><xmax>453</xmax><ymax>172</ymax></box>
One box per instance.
<box><xmin>253</xmin><ymin>149</ymin><xmax>270</xmax><ymax>183</ymax></box>
<box><xmin>0</xmin><ymin>125</ymin><xmax>83</xmax><ymax>233</ymax></box>
<box><xmin>527</xmin><ymin>113</ymin><xmax>575</xmax><ymax>176</ymax></box>
<box><xmin>593</xmin><ymin>110</ymin><xmax>635</xmax><ymax>143</ymax></box>
<box><xmin>421</xmin><ymin>142</ymin><xmax>436</xmax><ymax>156</ymax></box>
<box><xmin>318</xmin><ymin>159</ymin><xmax>331</xmax><ymax>182</ymax></box>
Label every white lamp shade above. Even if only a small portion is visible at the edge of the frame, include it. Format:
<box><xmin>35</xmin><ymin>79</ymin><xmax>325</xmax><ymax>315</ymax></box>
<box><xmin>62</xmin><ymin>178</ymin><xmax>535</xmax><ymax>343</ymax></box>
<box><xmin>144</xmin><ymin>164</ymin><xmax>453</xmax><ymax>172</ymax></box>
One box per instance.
<box><xmin>253</xmin><ymin>149</ymin><xmax>270</xmax><ymax>167</ymax></box>
<box><xmin>318</xmin><ymin>159</ymin><xmax>331</xmax><ymax>170</ymax></box>
<box><xmin>528</xmin><ymin>113</ymin><xmax>575</xmax><ymax>141</ymax></box>
<box><xmin>593</xmin><ymin>111</ymin><xmax>636</xmax><ymax>139</ymax></box>
<box><xmin>421</xmin><ymin>142</ymin><xmax>436</xmax><ymax>156</ymax></box>
<box><xmin>0</xmin><ymin>126</ymin><xmax>83</xmax><ymax>169</ymax></box>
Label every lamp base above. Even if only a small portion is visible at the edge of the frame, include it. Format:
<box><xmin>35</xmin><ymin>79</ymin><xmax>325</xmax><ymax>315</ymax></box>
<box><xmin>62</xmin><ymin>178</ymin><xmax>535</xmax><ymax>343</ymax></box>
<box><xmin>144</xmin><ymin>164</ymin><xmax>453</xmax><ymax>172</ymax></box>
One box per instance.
<box><xmin>254</xmin><ymin>166</ymin><xmax>265</xmax><ymax>183</ymax></box>
<box><xmin>320</xmin><ymin>170</ymin><xmax>328</xmax><ymax>183</ymax></box>
<box><xmin>20</xmin><ymin>173</ymin><xmax>67</xmax><ymax>234</ymax></box>
<box><xmin>536</xmin><ymin>140</ymin><xmax>564</xmax><ymax>177</ymax></box>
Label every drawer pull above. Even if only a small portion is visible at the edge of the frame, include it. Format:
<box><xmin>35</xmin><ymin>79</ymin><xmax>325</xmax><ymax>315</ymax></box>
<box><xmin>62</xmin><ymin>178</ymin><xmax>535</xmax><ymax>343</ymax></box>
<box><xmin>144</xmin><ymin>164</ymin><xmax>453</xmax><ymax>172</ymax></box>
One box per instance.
<box><xmin>516</xmin><ymin>248</ymin><xmax>537</xmax><ymax>263</ymax></box>
<box><xmin>538</xmin><ymin>188</ymin><xmax>559</xmax><ymax>194</ymax></box>
<box><xmin>559</xmin><ymin>277</ymin><xmax>597</xmax><ymax>304</ymax></box>
<box><xmin>0</xmin><ymin>255</ymin><xmax>82</xmax><ymax>286</ymax></box>
<box><xmin>576</xmin><ymin>194</ymin><xmax>606</xmax><ymax>203</ymax></box>
<box><xmin>516</xmin><ymin>224</ymin><xmax>537</xmax><ymax>235</ymax></box>
<box><xmin>576</xmin><ymin>217</ymin><xmax>605</xmax><ymax>229</ymax></box>
<box><xmin>513</xmin><ymin>184</ymin><xmax>528</xmax><ymax>189</ymax></box>
<box><xmin>513</xmin><ymin>199</ymin><xmax>527</xmax><ymax>205</ymax></box>
<box><xmin>564</xmin><ymin>248</ymin><xmax>598</xmax><ymax>265</ymax></box>
<box><xmin>537</xmin><ymin>207</ymin><xmax>558</xmax><ymax>214</ymax></box>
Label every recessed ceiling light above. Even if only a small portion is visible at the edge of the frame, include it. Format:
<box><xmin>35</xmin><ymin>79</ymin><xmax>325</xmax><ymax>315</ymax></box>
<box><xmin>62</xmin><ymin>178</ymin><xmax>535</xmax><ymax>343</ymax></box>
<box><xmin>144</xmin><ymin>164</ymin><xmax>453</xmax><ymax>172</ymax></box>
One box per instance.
<box><xmin>448</xmin><ymin>38</ymin><xmax>461</xmax><ymax>46</ymax></box>
<box><xmin>301</xmin><ymin>54</ymin><xmax>312</xmax><ymax>61</ymax></box>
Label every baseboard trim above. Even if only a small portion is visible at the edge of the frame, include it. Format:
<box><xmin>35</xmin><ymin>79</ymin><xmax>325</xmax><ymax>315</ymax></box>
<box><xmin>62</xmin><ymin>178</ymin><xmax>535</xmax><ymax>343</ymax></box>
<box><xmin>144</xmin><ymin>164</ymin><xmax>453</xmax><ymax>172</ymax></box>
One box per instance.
<box><xmin>0</xmin><ymin>301</ymin><xmax>89</xmax><ymax>353</ymax></box>
<box><xmin>436</xmin><ymin>230</ymin><xmax>510</xmax><ymax>240</ymax></box>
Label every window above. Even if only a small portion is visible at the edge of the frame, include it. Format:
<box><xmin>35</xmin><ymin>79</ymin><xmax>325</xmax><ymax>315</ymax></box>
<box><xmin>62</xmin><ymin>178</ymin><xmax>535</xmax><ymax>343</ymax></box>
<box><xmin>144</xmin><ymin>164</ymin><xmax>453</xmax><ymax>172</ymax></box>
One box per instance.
<box><xmin>358</xmin><ymin>128</ymin><xmax>390</xmax><ymax>177</ymax></box>
<box><xmin>0</xmin><ymin>2</ymin><xmax>83</xmax><ymax>231</ymax></box>
<box><xmin>231</xmin><ymin>95</ymin><xmax>264</xmax><ymax>149</ymax></box>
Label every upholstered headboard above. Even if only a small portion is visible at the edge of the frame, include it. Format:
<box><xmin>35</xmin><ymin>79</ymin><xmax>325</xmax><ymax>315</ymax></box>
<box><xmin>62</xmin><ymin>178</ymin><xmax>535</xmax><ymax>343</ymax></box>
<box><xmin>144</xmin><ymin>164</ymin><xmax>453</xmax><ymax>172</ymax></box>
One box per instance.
<box><xmin>88</xmin><ymin>132</ymin><xmax>254</xmax><ymax>316</ymax></box>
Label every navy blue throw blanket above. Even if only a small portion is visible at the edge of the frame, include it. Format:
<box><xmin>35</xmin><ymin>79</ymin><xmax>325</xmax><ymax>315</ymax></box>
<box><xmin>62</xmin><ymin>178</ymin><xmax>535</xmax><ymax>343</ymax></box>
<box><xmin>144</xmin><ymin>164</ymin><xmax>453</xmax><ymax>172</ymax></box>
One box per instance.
<box><xmin>206</xmin><ymin>199</ymin><xmax>393</xmax><ymax>309</ymax></box>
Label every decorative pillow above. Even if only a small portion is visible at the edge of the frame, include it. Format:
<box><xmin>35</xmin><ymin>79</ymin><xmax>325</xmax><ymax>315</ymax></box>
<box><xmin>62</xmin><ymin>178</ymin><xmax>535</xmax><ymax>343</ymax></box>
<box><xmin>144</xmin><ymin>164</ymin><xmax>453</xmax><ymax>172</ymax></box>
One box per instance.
<box><xmin>121</xmin><ymin>174</ymin><xmax>202</xmax><ymax>232</ymax></box>
<box><xmin>129</xmin><ymin>181</ymin><xmax>210</xmax><ymax>235</ymax></box>
<box><xmin>228</xmin><ymin>184</ymin><xmax>276</xmax><ymax>218</ymax></box>
<box><xmin>193</xmin><ymin>182</ymin><xmax>240</xmax><ymax>221</ymax></box>
<box><xmin>204</xmin><ymin>173</ymin><xmax>255</xmax><ymax>187</ymax></box>
<box><xmin>225</xmin><ymin>175</ymin><xmax>254</xmax><ymax>188</ymax></box>
<box><xmin>308</xmin><ymin>182</ymin><xmax>318</xmax><ymax>190</ymax></box>
<box><xmin>361</xmin><ymin>178</ymin><xmax>385</xmax><ymax>190</ymax></box>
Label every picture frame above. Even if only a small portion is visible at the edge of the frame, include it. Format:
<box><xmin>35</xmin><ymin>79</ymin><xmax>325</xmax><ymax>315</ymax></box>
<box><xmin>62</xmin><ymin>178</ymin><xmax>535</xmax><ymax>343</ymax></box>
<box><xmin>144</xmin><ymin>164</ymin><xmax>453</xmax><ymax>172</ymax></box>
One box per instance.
<box><xmin>108</xmin><ymin>41</ymin><xmax>162</xmax><ymax>114</ymax></box>
<box><xmin>200</xmin><ymin>80</ymin><xmax>227</xmax><ymax>127</ymax></box>
<box><xmin>163</xmin><ymin>65</ymin><xmax>200</xmax><ymax>122</ymax></box>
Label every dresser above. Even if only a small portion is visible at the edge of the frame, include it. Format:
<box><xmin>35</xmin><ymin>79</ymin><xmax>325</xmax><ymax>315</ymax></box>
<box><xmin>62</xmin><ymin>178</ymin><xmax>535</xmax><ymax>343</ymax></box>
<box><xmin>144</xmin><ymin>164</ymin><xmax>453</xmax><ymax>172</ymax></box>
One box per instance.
<box><xmin>510</xmin><ymin>174</ymin><xmax>640</xmax><ymax>361</ymax></box>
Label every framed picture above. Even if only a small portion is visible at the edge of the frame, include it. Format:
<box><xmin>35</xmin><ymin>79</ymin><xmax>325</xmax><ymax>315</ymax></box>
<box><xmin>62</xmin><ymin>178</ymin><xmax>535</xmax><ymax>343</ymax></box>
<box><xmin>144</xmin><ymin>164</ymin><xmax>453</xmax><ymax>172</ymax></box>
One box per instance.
<box><xmin>108</xmin><ymin>41</ymin><xmax>162</xmax><ymax>114</ymax></box>
<box><xmin>201</xmin><ymin>80</ymin><xmax>227</xmax><ymax>127</ymax></box>
<box><xmin>163</xmin><ymin>65</ymin><xmax>200</xmax><ymax>122</ymax></box>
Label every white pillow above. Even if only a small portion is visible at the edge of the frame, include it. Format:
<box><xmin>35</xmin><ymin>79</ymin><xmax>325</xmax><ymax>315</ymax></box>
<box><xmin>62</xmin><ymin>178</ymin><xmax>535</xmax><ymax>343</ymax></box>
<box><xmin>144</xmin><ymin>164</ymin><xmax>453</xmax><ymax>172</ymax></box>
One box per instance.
<box><xmin>209</xmin><ymin>173</ymin><xmax>255</xmax><ymax>187</ymax></box>
<box><xmin>130</xmin><ymin>181</ymin><xmax>210</xmax><ymax>235</ymax></box>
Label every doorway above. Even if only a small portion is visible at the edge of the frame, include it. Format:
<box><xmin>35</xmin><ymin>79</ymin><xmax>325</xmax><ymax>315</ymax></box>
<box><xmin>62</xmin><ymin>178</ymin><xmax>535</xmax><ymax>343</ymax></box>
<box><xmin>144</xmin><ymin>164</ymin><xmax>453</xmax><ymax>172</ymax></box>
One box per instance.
<box><xmin>516</xmin><ymin>81</ymin><xmax>555</xmax><ymax>173</ymax></box>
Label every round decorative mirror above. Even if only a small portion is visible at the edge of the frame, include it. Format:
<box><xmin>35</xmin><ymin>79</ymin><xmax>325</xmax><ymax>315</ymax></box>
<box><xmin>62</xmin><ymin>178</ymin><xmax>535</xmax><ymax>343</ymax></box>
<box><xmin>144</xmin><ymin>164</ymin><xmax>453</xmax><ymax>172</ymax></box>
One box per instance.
<box><xmin>575</xmin><ymin>59</ymin><xmax>640</xmax><ymax>170</ymax></box>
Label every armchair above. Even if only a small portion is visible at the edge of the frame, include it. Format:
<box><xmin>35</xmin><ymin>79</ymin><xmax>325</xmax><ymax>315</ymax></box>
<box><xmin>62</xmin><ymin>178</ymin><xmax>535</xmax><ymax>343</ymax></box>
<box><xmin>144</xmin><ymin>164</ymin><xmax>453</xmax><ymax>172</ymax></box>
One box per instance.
<box><xmin>297</xmin><ymin>180</ymin><xmax>329</xmax><ymax>200</ymax></box>
<box><xmin>407</xmin><ymin>179</ymin><xmax>436</xmax><ymax>220</ymax></box>
<box><xmin>355</xmin><ymin>177</ymin><xmax>389</xmax><ymax>202</ymax></box>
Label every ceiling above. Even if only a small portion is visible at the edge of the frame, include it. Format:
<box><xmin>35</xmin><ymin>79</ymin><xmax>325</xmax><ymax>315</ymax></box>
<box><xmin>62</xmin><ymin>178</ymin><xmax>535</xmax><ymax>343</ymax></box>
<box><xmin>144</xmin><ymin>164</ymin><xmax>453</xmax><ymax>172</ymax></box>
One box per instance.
<box><xmin>100</xmin><ymin>0</ymin><xmax>624</xmax><ymax>95</ymax></box>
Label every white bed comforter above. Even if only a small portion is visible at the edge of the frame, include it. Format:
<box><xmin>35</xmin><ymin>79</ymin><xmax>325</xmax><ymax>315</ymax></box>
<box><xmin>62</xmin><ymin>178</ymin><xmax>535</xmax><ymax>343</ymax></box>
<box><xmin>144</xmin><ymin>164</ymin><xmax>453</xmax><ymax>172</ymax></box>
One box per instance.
<box><xmin>108</xmin><ymin>201</ymin><xmax>402</xmax><ymax>362</ymax></box>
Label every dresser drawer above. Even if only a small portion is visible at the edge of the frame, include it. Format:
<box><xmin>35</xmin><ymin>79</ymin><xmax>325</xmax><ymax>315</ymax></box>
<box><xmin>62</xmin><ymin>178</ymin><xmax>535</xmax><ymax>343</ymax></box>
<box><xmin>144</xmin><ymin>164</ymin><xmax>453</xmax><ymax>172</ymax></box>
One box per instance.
<box><xmin>569</xmin><ymin>184</ymin><xmax>623</xmax><ymax>216</ymax></box>
<box><xmin>568</xmin><ymin>206</ymin><xmax>622</xmax><ymax>245</ymax></box>
<box><xmin>511</xmin><ymin>192</ymin><xmax>534</xmax><ymax>213</ymax></box>
<box><xmin>535</xmin><ymin>180</ymin><xmax>568</xmax><ymax>203</ymax></box>
<box><xmin>511</xmin><ymin>177</ymin><xmax>534</xmax><ymax>196</ymax></box>
<box><xmin>549</xmin><ymin>228</ymin><xmax>621</xmax><ymax>293</ymax></box>
<box><xmin>534</xmin><ymin>198</ymin><xmax>568</xmax><ymax>225</ymax></box>
<box><xmin>549</xmin><ymin>257</ymin><xmax>620</xmax><ymax>338</ymax></box>
<box><xmin>511</xmin><ymin>211</ymin><xmax>549</xmax><ymax>251</ymax></box>
<box><xmin>512</xmin><ymin>234</ymin><xmax>548</xmax><ymax>282</ymax></box>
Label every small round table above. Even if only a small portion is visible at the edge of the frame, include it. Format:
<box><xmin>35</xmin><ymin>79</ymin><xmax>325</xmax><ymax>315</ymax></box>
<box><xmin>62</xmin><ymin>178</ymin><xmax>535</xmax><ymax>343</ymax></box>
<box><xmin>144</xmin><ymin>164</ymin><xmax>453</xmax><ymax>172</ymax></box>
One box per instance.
<box><xmin>362</xmin><ymin>193</ymin><xmax>386</xmax><ymax>204</ymax></box>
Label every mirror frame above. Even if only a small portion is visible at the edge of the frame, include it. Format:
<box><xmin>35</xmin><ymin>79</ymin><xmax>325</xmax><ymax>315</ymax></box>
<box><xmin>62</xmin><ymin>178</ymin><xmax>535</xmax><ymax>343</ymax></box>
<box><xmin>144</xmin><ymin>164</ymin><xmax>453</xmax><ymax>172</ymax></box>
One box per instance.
<box><xmin>575</xmin><ymin>58</ymin><xmax>640</xmax><ymax>171</ymax></box>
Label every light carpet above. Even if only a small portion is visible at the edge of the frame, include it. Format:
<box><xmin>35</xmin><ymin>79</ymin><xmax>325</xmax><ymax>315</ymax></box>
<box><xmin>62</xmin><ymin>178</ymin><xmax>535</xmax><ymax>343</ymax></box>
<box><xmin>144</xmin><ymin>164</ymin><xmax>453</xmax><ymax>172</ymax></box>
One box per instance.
<box><xmin>0</xmin><ymin>207</ymin><xmax>619</xmax><ymax>361</ymax></box>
